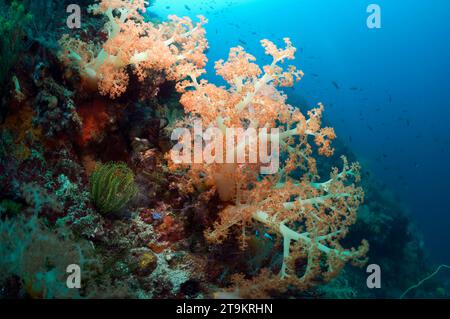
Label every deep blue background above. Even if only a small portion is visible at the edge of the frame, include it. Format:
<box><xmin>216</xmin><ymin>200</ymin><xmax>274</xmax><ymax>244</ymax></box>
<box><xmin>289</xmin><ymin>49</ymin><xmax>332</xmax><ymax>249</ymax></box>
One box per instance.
<box><xmin>150</xmin><ymin>0</ymin><xmax>450</xmax><ymax>265</ymax></box>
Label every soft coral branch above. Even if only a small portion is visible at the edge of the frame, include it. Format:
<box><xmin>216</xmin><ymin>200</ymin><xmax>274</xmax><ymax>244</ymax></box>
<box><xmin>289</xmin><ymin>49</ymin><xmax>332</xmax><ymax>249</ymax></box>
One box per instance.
<box><xmin>58</xmin><ymin>0</ymin><xmax>208</xmax><ymax>98</ymax></box>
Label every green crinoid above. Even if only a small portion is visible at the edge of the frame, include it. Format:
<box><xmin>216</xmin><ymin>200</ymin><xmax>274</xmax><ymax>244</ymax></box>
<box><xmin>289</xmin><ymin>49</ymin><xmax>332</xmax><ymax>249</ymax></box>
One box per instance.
<box><xmin>89</xmin><ymin>162</ymin><xmax>138</xmax><ymax>214</ymax></box>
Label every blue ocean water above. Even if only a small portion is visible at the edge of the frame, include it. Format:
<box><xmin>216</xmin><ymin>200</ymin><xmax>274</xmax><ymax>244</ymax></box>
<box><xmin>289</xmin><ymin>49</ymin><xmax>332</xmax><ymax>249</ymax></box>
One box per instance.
<box><xmin>151</xmin><ymin>0</ymin><xmax>450</xmax><ymax>265</ymax></box>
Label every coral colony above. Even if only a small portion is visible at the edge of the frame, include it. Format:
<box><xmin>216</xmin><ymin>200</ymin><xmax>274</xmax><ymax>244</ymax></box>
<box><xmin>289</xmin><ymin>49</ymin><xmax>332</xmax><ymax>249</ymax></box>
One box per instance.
<box><xmin>170</xmin><ymin>119</ymin><xmax>281</xmax><ymax>174</ymax></box>
<box><xmin>0</xmin><ymin>0</ymin><xmax>438</xmax><ymax>299</ymax></box>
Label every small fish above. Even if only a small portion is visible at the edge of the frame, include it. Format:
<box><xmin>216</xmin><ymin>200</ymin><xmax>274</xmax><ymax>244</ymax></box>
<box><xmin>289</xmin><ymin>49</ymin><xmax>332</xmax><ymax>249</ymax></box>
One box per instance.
<box><xmin>152</xmin><ymin>212</ymin><xmax>162</xmax><ymax>220</ymax></box>
<box><xmin>310</xmin><ymin>73</ymin><xmax>319</xmax><ymax>77</ymax></box>
<box><xmin>349</xmin><ymin>87</ymin><xmax>359</xmax><ymax>91</ymax></box>
<box><xmin>238</xmin><ymin>39</ymin><xmax>247</xmax><ymax>45</ymax></box>
<box><xmin>332</xmin><ymin>81</ymin><xmax>340</xmax><ymax>89</ymax></box>
<box><xmin>263</xmin><ymin>233</ymin><xmax>273</xmax><ymax>241</ymax></box>
<box><xmin>185</xmin><ymin>5</ymin><xmax>191</xmax><ymax>11</ymax></box>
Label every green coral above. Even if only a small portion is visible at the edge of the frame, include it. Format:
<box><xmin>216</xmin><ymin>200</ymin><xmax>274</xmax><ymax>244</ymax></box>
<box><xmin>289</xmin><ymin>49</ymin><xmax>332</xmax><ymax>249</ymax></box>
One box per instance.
<box><xmin>90</xmin><ymin>162</ymin><xmax>138</xmax><ymax>214</ymax></box>
<box><xmin>0</xmin><ymin>0</ymin><xmax>33</xmax><ymax>90</ymax></box>
<box><xmin>0</xmin><ymin>199</ymin><xmax>22</xmax><ymax>216</ymax></box>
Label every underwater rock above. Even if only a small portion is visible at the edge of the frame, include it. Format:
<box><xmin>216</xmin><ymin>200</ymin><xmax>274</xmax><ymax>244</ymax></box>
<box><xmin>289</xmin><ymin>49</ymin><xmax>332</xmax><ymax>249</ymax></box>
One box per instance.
<box><xmin>33</xmin><ymin>76</ymin><xmax>81</xmax><ymax>137</ymax></box>
<box><xmin>179</xmin><ymin>280</ymin><xmax>202</xmax><ymax>298</ymax></box>
<box><xmin>129</xmin><ymin>248</ymin><xmax>158</xmax><ymax>277</ymax></box>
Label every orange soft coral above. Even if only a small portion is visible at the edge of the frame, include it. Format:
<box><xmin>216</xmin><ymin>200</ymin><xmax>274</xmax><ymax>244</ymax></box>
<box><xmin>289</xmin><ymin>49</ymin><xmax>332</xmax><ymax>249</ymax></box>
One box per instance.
<box><xmin>170</xmin><ymin>38</ymin><xmax>368</xmax><ymax>296</ymax></box>
<box><xmin>76</xmin><ymin>98</ymin><xmax>110</xmax><ymax>146</ymax></box>
<box><xmin>58</xmin><ymin>0</ymin><xmax>208</xmax><ymax>99</ymax></box>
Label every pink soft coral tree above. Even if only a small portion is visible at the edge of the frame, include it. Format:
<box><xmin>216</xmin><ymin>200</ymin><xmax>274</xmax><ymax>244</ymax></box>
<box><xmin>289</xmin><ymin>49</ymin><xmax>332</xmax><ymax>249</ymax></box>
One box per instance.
<box><xmin>170</xmin><ymin>38</ymin><xmax>369</xmax><ymax>297</ymax></box>
<box><xmin>59</xmin><ymin>0</ymin><xmax>208</xmax><ymax>98</ymax></box>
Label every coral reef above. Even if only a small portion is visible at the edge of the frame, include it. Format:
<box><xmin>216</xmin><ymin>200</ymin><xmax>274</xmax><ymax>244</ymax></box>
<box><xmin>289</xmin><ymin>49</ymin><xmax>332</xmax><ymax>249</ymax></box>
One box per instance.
<box><xmin>58</xmin><ymin>0</ymin><xmax>208</xmax><ymax>98</ymax></box>
<box><xmin>0</xmin><ymin>0</ymin><xmax>441</xmax><ymax>300</ymax></box>
<box><xmin>33</xmin><ymin>70</ymin><xmax>82</xmax><ymax>137</ymax></box>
